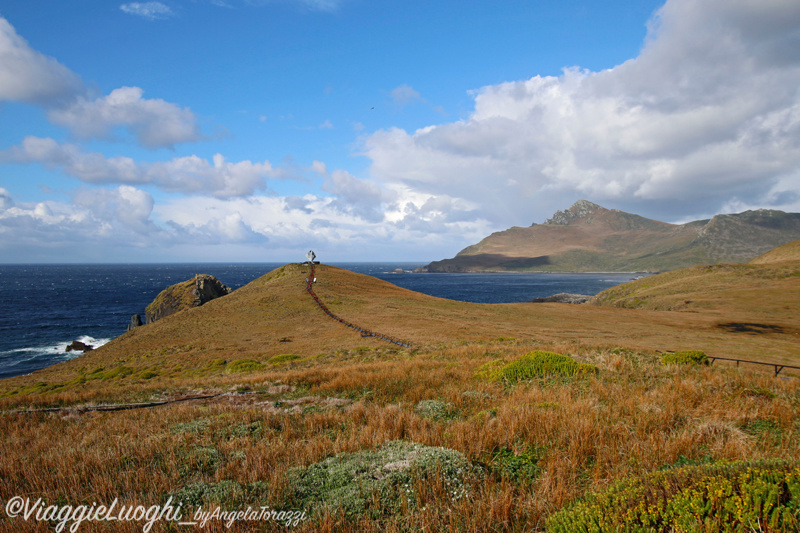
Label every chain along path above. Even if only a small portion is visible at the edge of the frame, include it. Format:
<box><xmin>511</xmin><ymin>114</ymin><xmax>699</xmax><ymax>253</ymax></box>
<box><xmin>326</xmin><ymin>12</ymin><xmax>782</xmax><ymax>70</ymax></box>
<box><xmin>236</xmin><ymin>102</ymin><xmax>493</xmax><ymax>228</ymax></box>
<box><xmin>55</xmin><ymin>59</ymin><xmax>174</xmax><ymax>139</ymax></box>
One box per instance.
<box><xmin>305</xmin><ymin>263</ymin><xmax>412</xmax><ymax>348</ymax></box>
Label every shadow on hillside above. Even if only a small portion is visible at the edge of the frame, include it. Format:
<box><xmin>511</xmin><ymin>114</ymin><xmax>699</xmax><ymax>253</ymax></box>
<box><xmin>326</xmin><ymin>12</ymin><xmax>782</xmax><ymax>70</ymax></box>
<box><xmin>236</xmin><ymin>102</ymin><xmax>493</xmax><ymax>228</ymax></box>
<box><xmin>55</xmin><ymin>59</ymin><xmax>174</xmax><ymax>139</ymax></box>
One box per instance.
<box><xmin>715</xmin><ymin>322</ymin><xmax>787</xmax><ymax>334</ymax></box>
<box><xmin>428</xmin><ymin>254</ymin><xmax>551</xmax><ymax>272</ymax></box>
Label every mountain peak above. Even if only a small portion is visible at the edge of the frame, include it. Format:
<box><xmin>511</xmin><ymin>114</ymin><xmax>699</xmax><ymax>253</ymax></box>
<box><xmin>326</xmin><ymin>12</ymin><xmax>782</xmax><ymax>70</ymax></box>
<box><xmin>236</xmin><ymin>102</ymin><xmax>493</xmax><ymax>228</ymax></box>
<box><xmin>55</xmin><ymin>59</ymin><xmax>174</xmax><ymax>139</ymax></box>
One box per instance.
<box><xmin>544</xmin><ymin>200</ymin><xmax>606</xmax><ymax>225</ymax></box>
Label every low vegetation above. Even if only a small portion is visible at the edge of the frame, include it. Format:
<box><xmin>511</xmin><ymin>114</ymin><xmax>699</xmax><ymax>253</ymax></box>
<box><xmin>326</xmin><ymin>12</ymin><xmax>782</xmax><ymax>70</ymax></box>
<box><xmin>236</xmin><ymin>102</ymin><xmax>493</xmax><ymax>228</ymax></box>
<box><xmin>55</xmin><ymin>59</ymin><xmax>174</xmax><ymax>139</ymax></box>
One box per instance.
<box><xmin>286</xmin><ymin>440</ymin><xmax>481</xmax><ymax>518</ymax></box>
<box><xmin>1</xmin><ymin>262</ymin><xmax>799</xmax><ymax>531</ymax></box>
<box><xmin>661</xmin><ymin>350</ymin><xmax>709</xmax><ymax>366</ymax></box>
<box><xmin>477</xmin><ymin>350</ymin><xmax>597</xmax><ymax>383</ymax></box>
<box><xmin>548</xmin><ymin>459</ymin><xmax>800</xmax><ymax>532</ymax></box>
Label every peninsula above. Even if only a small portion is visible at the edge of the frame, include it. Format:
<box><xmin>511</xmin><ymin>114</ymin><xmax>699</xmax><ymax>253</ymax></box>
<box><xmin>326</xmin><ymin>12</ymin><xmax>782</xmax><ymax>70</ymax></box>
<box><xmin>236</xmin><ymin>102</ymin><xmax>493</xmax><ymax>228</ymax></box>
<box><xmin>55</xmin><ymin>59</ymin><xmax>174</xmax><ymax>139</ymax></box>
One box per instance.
<box><xmin>425</xmin><ymin>200</ymin><xmax>800</xmax><ymax>272</ymax></box>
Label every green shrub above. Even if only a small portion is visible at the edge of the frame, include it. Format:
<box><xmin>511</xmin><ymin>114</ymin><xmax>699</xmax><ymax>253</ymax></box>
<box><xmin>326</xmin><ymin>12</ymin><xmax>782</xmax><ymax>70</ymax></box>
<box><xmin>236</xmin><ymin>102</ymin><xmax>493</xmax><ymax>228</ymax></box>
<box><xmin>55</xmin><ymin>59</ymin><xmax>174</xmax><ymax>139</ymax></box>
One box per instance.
<box><xmin>659</xmin><ymin>454</ymin><xmax>715</xmax><ymax>471</ymax></box>
<box><xmin>178</xmin><ymin>446</ymin><xmax>221</xmax><ymax>477</ymax></box>
<box><xmin>547</xmin><ymin>460</ymin><xmax>800</xmax><ymax>533</ymax></box>
<box><xmin>226</xmin><ymin>359</ymin><xmax>265</xmax><ymax>373</ymax></box>
<box><xmin>661</xmin><ymin>350</ymin><xmax>709</xmax><ymax>366</ymax></box>
<box><xmin>215</xmin><ymin>421</ymin><xmax>263</xmax><ymax>441</ymax></box>
<box><xmin>474</xmin><ymin>359</ymin><xmax>507</xmax><ymax>380</ymax></box>
<box><xmin>170</xmin><ymin>480</ymin><xmax>269</xmax><ymax>509</ymax></box>
<box><xmin>415</xmin><ymin>399</ymin><xmax>455</xmax><ymax>421</ymax></box>
<box><xmin>170</xmin><ymin>418</ymin><xmax>210</xmax><ymax>434</ymax></box>
<box><xmin>287</xmin><ymin>440</ymin><xmax>482</xmax><ymax>518</ymax></box>
<box><xmin>267</xmin><ymin>354</ymin><xmax>302</xmax><ymax>366</ymax></box>
<box><xmin>488</xmin><ymin>446</ymin><xmax>545</xmax><ymax>486</ymax></box>
<box><xmin>477</xmin><ymin>351</ymin><xmax>596</xmax><ymax>384</ymax></box>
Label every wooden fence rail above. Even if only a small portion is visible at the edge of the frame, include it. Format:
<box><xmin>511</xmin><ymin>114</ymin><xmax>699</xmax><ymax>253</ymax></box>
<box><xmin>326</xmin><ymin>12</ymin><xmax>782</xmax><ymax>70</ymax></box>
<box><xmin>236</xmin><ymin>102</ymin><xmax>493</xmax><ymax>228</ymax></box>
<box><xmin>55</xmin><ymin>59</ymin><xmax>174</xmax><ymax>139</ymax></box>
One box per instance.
<box><xmin>707</xmin><ymin>356</ymin><xmax>800</xmax><ymax>377</ymax></box>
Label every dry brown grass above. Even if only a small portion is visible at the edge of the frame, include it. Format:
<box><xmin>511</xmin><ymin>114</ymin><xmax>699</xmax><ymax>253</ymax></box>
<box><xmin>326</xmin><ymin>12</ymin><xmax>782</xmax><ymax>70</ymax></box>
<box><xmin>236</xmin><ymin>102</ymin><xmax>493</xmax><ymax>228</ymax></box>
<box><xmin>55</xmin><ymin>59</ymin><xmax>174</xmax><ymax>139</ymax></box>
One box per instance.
<box><xmin>1</xmin><ymin>342</ymin><xmax>798</xmax><ymax>532</ymax></box>
<box><xmin>1</xmin><ymin>263</ymin><xmax>799</xmax><ymax>531</ymax></box>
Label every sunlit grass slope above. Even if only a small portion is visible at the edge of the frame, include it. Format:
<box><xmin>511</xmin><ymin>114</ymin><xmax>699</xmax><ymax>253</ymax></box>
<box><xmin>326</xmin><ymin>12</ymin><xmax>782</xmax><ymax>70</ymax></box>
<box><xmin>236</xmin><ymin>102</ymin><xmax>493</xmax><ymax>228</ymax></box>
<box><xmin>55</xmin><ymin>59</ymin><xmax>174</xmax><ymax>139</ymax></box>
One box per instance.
<box><xmin>589</xmin><ymin>258</ymin><xmax>800</xmax><ymax>318</ymax></box>
<box><xmin>2</xmin><ymin>262</ymin><xmax>798</xmax><ymax>406</ymax></box>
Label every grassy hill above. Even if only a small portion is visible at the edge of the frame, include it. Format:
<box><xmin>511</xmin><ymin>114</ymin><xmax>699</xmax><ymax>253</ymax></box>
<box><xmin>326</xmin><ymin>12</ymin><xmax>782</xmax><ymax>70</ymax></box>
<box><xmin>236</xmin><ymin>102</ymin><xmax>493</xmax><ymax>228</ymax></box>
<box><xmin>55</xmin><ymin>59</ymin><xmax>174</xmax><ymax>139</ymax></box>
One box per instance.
<box><xmin>588</xmin><ymin>257</ymin><xmax>800</xmax><ymax>317</ymax></box>
<box><xmin>749</xmin><ymin>238</ymin><xmax>800</xmax><ymax>264</ymax></box>
<box><xmin>426</xmin><ymin>201</ymin><xmax>800</xmax><ymax>272</ymax></box>
<box><xmin>1</xmin><ymin>262</ymin><xmax>799</xmax><ymax>532</ymax></box>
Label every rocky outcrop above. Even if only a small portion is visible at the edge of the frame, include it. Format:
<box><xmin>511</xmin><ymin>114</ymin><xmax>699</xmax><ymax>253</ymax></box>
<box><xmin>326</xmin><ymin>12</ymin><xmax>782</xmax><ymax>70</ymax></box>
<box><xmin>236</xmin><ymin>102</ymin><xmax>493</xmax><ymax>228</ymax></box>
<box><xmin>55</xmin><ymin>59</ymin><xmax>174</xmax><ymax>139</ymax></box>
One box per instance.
<box><xmin>530</xmin><ymin>293</ymin><xmax>592</xmax><ymax>304</ymax></box>
<box><xmin>66</xmin><ymin>340</ymin><xmax>94</xmax><ymax>352</ymax></box>
<box><xmin>544</xmin><ymin>200</ymin><xmax>603</xmax><ymax>225</ymax></box>
<box><xmin>127</xmin><ymin>314</ymin><xmax>143</xmax><ymax>331</ymax></box>
<box><xmin>145</xmin><ymin>274</ymin><xmax>232</xmax><ymax>324</ymax></box>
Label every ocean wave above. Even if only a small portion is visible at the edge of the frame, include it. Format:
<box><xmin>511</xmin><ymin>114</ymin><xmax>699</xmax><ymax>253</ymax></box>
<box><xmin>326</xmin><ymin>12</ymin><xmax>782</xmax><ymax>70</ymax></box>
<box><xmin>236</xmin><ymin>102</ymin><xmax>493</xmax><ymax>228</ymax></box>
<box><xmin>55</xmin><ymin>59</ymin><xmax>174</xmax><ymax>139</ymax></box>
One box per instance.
<box><xmin>0</xmin><ymin>335</ymin><xmax>111</xmax><ymax>370</ymax></box>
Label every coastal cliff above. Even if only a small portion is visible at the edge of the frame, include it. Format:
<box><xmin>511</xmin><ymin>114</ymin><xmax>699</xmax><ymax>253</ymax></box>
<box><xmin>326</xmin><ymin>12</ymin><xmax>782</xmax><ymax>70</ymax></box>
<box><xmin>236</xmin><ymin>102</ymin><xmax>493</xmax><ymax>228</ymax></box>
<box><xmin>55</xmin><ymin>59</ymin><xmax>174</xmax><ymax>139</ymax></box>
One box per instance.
<box><xmin>144</xmin><ymin>274</ymin><xmax>232</xmax><ymax>324</ymax></box>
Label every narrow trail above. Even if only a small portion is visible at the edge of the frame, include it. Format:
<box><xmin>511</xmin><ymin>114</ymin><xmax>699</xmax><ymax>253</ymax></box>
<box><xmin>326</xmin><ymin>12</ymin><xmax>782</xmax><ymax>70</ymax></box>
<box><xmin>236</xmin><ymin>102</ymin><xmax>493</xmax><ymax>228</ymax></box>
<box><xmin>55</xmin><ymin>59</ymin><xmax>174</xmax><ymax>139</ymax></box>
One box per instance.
<box><xmin>305</xmin><ymin>263</ymin><xmax>412</xmax><ymax>348</ymax></box>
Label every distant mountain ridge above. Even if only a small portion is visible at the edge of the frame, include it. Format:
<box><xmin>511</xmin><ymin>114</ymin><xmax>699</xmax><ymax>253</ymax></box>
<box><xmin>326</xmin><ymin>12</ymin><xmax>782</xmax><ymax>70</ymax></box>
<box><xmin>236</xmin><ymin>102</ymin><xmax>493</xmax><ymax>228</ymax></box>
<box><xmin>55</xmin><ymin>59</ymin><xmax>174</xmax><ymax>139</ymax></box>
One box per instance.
<box><xmin>425</xmin><ymin>200</ymin><xmax>800</xmax><ymax>272</ymax></box>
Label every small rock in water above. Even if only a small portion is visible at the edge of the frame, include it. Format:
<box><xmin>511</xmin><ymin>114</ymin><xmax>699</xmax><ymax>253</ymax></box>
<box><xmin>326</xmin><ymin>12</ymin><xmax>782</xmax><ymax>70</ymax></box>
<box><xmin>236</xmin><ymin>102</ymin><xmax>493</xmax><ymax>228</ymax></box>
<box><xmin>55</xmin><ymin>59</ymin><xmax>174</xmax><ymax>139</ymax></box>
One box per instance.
<box><xmin>66</xmin><ymin>340</ymin><xmax>94</xmax><ymax>352</ymax></box>
<box><xmin>530</xmin><ymin>293</ymin><xmax>592</xmax><ymax>304</ymax></box>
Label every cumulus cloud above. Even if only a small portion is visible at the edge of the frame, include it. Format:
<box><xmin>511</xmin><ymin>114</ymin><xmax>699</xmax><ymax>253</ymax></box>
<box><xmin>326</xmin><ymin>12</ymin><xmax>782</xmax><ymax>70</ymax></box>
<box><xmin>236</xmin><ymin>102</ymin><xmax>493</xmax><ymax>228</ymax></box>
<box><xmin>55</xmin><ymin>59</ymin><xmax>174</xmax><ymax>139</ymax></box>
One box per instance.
<box><xmin>0</xmin><ymin>17</ymin><xmax>84</xmax><ymax>105</ymax></box>
<box><xmin>1</xmin><ymin>137</ymin><xmax>277</xmax><ymax>198</ymax></box>
<box><xmin>119</xmin><ymin>2</ymin><xmax>174</xmax><ymax>20</ymax></box>
<box><xmin>47</xmin><ymin>87</ymin><xmax>201</xmax><ymax>148</ymax></box>
<box><xmin>0</xmin><ymin>186</ymin><xmax>163</xmax><ymax>258</ymax></box>
<box><xmin>0</xmin><ymin>17</ymin><xmax>200</xmax><ymax>148</ymax></box>
<box><xmin>363</xmin><ymin>0</ymin><xmax>800</xmax><ymax>225</ymax></box>
<box><xmin>73</xmin><ymin>185</ymin><xmax>156</xmax><ymax>234</ymax></box>
<box><xmin>322</xmin><ymin>169</ymin><xmax>395</xmax><ymax>222</ymax></box>
<box><xmin>154</xmin><ymin>190</ymin><xmax>492</xmax><ymax>260</ymax></box>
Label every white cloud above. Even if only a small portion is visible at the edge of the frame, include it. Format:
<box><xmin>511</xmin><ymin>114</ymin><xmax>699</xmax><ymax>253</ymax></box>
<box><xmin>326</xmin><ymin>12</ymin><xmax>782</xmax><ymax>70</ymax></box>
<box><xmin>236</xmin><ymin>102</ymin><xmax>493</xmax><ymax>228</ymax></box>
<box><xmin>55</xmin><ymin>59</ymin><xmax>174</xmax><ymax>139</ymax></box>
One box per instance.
<box><xmin>0</xmin><ymin>186</ymin><xmax>161</xmax><ymax>256</ymax></box>
<box><xmin>0</xmin><ymin>187</ymin><xmax>14</xmax><ymax>210</ymax></box>
<box><xmin>0</xmin><ymin>17</ymin><xmax>201</xmax><ymax>148</ymax></box>
<box><xmin>154</xmin><ymin>189</ymin><xmax>491</xmax><ymax>260</ymax></box>
<box><xmin>47</xmin><ymin>87</ymin><xmax>201</xmax><ymax>148</ymax></box>
<box><xmin>363</xmin><ymin>0</ymin><xmax>800</xmax><ymax>225</ymax></box>
<box><xmin>0</xmin><ymin>17</ymin><xmax>84</xmax><ymax>105</ymax></box>
<box><xmin>322</xmin><ymin>169</ymin><xmax>395</xmax><ymax>223</ymax></box>
<box><xmin>390</xmin><ymin>84</ymin><xmax>423</xmax><ymax>106</ymax></box>
<box><xmin>119</xmin><ymin>2</ymin><xmax>175</xmax><ymax>20</ymax></box>
<box><xmin>1</xmin><ymin>137</ymin><xmax>277</xmax><ymax>198</ymax></box>
<box><xmin>310</xmin><ymin>160</ymin><xmax>328</xmax><ymax>176</ymax></box>
<box><xmin>73</xmin><ymin>185</ymin><xmax>156</xmax><ymax>234</ymax></box>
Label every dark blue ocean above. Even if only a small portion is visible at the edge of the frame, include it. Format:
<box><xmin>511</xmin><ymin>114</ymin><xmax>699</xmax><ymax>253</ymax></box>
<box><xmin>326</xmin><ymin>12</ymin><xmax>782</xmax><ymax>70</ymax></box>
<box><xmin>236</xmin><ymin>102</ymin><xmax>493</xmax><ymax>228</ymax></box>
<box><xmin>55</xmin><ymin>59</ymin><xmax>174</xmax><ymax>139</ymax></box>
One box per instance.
<box><xmin>0</xmin><ymin>263</ymin><xmax>638</xmax><ymax>379</ymax></box>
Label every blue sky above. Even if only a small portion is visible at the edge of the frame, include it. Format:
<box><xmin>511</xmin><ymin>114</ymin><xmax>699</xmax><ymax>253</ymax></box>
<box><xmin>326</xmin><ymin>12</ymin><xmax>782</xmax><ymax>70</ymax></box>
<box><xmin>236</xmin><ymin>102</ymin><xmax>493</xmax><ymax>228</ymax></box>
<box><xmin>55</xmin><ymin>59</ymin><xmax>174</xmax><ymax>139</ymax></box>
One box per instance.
<box><xmin>1</xmin><ymin>0</ymin><xmax>799</xmax><ymax>263</ymax></box>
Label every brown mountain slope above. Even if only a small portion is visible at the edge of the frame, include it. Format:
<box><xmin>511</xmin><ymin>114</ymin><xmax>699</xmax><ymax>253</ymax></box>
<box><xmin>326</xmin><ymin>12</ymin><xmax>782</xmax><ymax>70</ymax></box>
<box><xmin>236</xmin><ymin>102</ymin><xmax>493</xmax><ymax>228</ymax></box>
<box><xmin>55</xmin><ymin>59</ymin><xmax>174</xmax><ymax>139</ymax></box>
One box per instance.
<box><xmin>2</xmin><ymin>262</ymin><xmax>798</xmax><ymax>402</ymax></box>
<box><xmin>426</xmin><ymin>200</ymin><xmax>800</xmax><ymax>272</ymax></box>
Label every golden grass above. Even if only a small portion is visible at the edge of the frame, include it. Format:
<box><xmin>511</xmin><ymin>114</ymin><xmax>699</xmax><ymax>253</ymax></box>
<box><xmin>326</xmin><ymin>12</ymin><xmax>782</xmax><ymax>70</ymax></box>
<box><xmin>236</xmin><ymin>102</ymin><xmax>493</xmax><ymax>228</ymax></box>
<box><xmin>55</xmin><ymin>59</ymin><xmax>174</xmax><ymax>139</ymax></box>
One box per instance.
<box><xmin>1</xmin><ymin>262</ymin><xmax>799</xmax><ymax>531</ymax></box>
